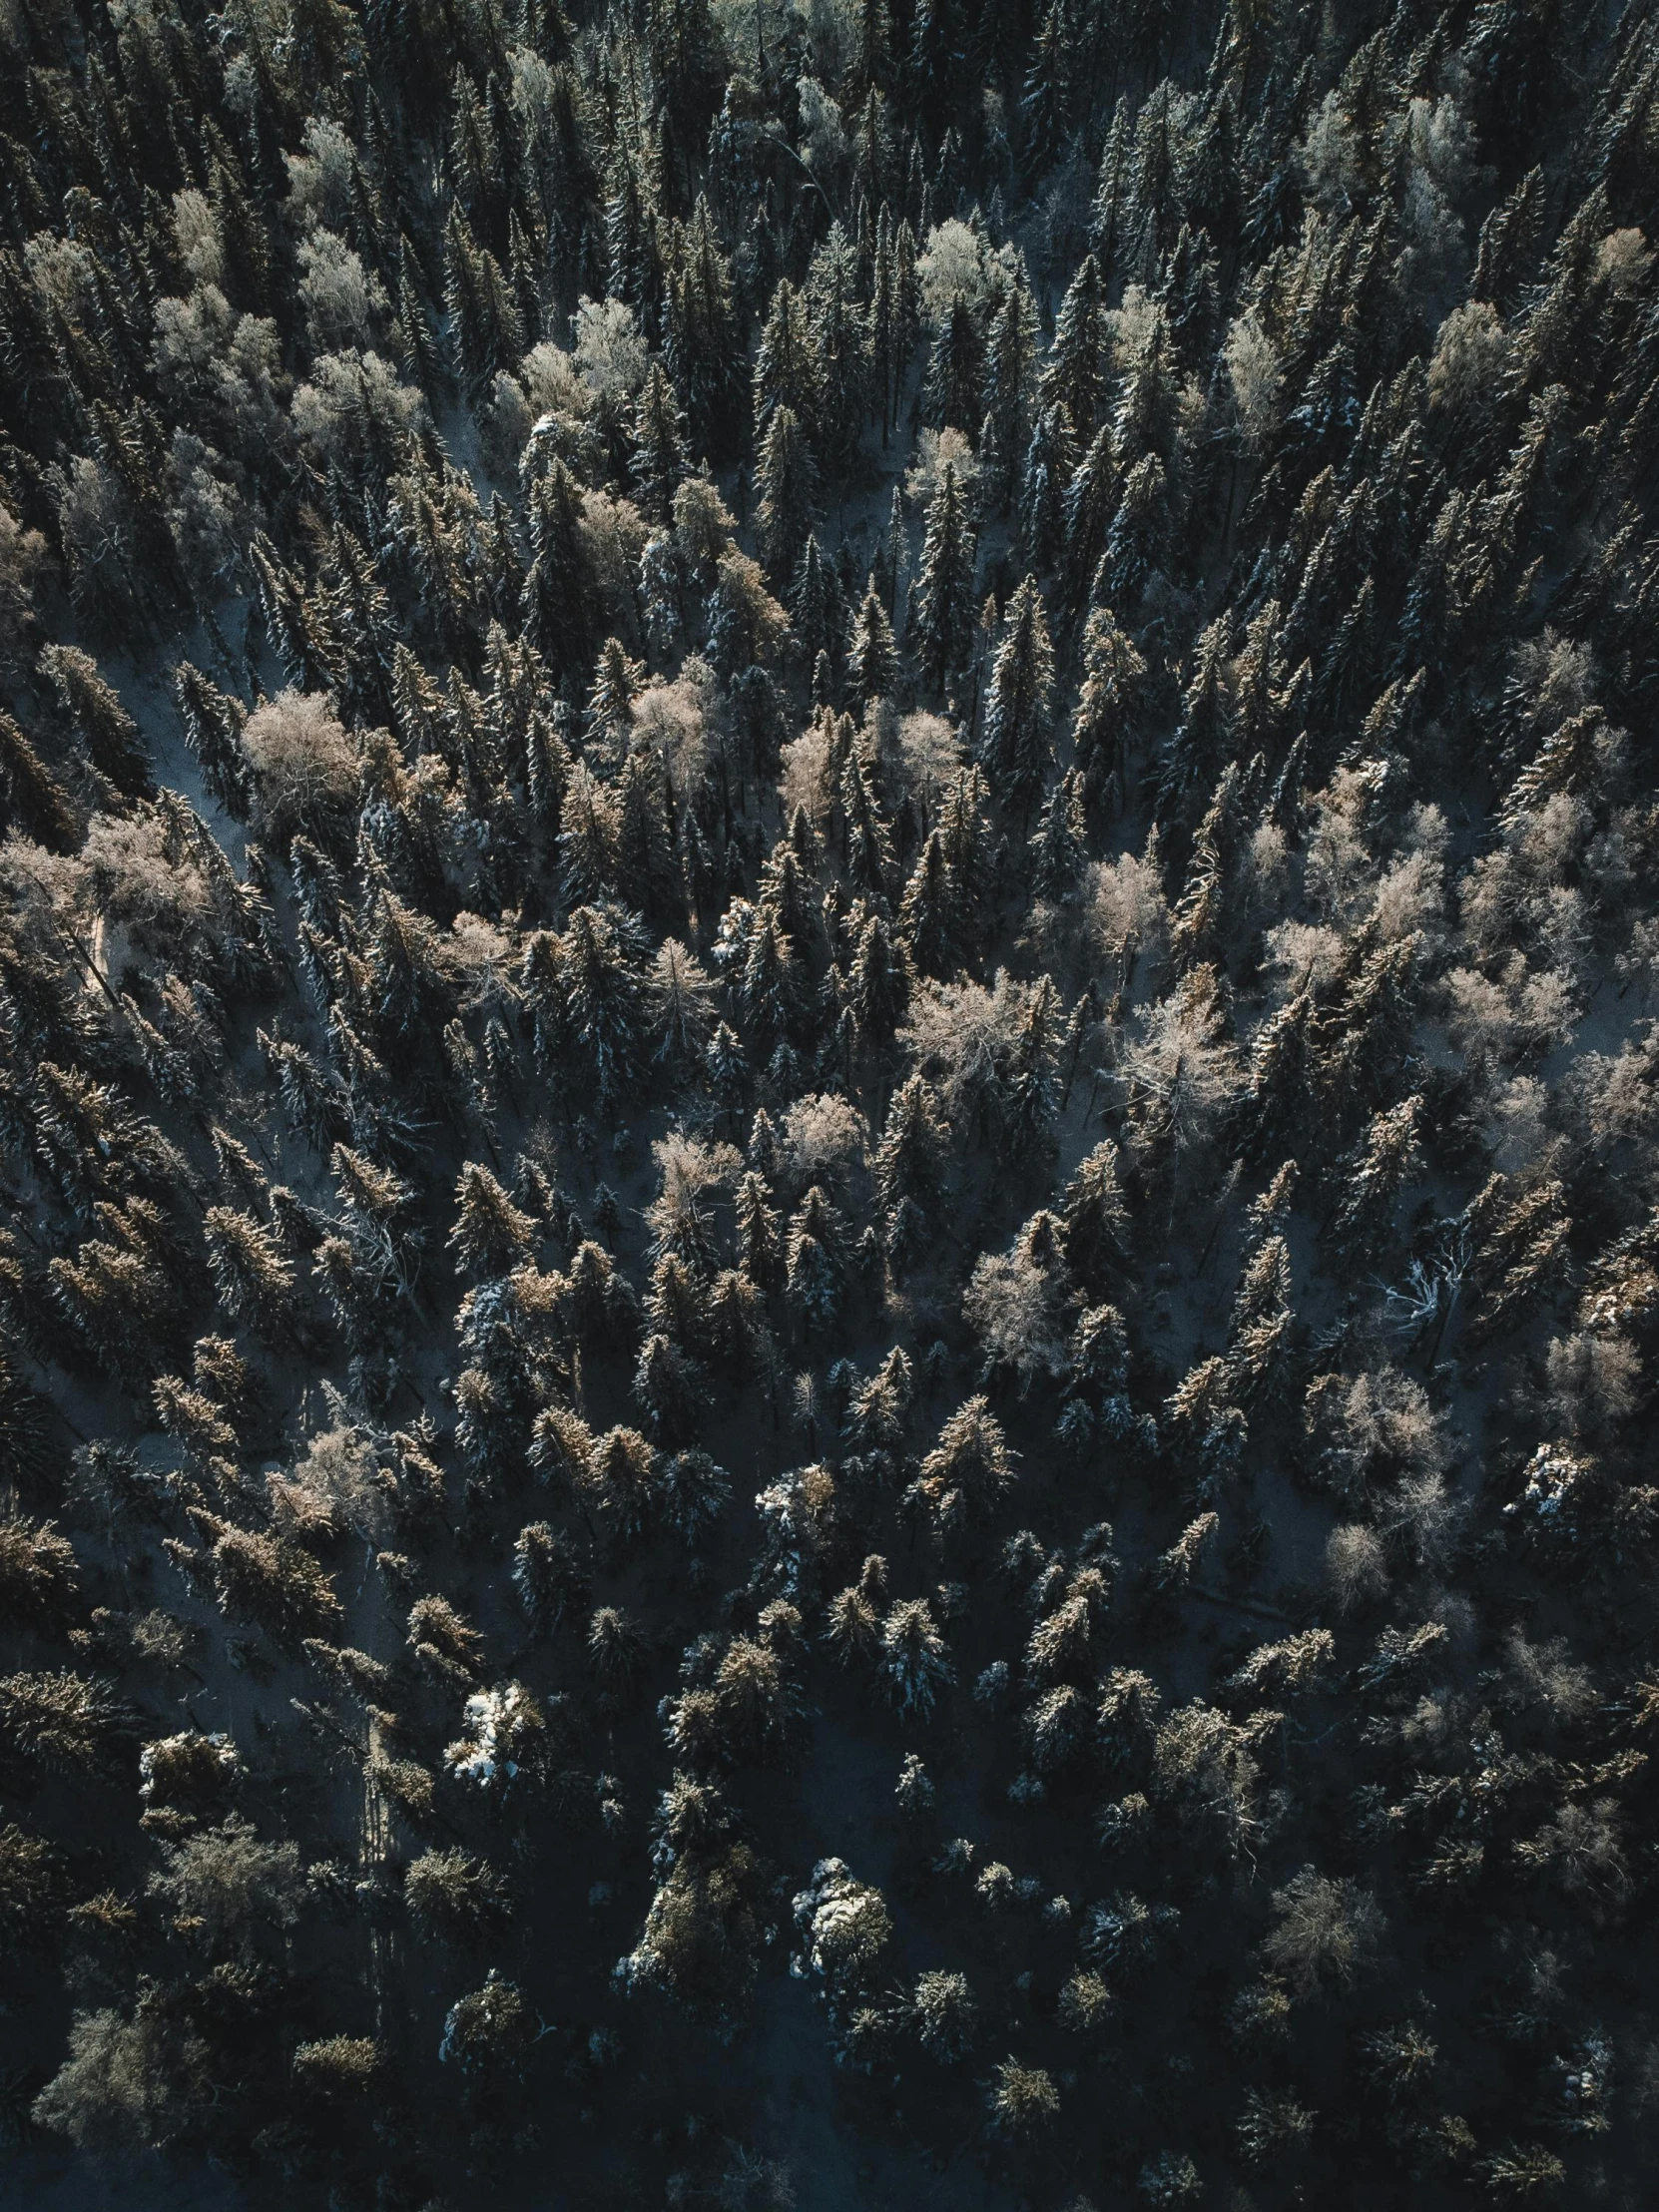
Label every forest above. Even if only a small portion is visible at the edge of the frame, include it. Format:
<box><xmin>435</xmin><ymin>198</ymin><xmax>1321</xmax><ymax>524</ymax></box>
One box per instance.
<box><xmin>0</xmin><ymin>0</ymin><xmax>1657</xmax><ymax>2202</ymax></box>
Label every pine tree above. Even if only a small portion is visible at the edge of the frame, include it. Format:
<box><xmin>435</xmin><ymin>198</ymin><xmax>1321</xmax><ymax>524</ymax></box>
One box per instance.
<box><xmin>174</xmin><ymin>664</ymin><xmax>252</xmax><ymax>818</ymax></box>
<box><xmin>1061</xmin><ymin>424</ymin><xmax>1121</xmax><ymax>607</ymax></box>
<box><xmin>790</xmin><ymin>534</ymin><xmax>843</xmax><ymax>674</ymax></box>
<box><xmin>562</xmin><ymin>905</ymin><xmax>646</xmax><ymax>1107</ymax></box>
<box><xmin>631</xmin><ymin>359</ymin><xmax>689</xmax><ymax>524</ymax></box>
<box><xmin>846</xmin><ymin>579</ymin><xmax>897</xmax><ymax>708</ymax></box>
<box><xmin>753</xmin><ymin>278</ymin><xmax>818</xmax><ymax>446</ymax></box>
<box><xmin>1044</xmin><ymin>253</ymin><xmax>1106</xmax><ymax>439</ymax></box>
<box><xmin>604</xmin><ymin>140</ymin><xmax>660</xmax><ymax>315</ymax></box>
<box><xmin>1090</xmin><ymin>96</ymin><xmax>1135</xmax><ymax>284</ymax></box>
<box><xmin>663</xmin><ymin>197</ymin><xmax>742</xmax><ymax>460</ymax></box>
<box><xmin>521</xmin><ymin>459</ymin><xmax>592</xmax><ymax>681</ymax></box>
<box><xmin>788</xmin><ymin>1186</ymin><xmax>847</xmax><ymax>1333</ymax></box>
<box><xmin>979</xmin><ymin>270</ymin><xmax>1039</xmax><ymax>514</ymax></box>
<box><xmin>588</xmin><ymin>637</ymin><xmax>643</xmax><ymax>753</ymax></box>
<box><xmin>1029</xmin><ymin>770</ymin><xmax>1087</xmax><ymax>903</ymax></box>
<box><xmin>841</xmin><ymin>755</ymin><xmax>896</xmax><ymax>903</ymax></box>
<box><xmin>868</xmin><ymin>202</ymin><xmax>911</xmax><ymax>445</ymax></box>
<box><xmin>1157</xmin><ymin>616</ymin><xmax>1233</xmax><ymax>823</ymax></box>
<box><xmin>40</xmin><ymin>645</ymin><xmax>152</xmax><ymax>799</ymax></box>
<box><xmin>754</xmin><ymin>405</ymin><xmax>817</xmax><ymax>584</ymax></box>
<box><xmin>0</xmin><ymin>710</ymin><xmax>78</xmax><ymax>851</ymax></box>
<box><xmin>925</xmin><ymin>297</ymin><xmax>985</xmax><ymax>435</ymax></box>
<box><xmin>849</xmin><ymin>913</ymin><xmax>907</xmax><ymax>1044</ymax></box>
<box><xmin>845</xmin><ymin>0</ymin><xmax>891</xmax><ymax>104</ymax></box>
<box><xmin>450</xmin><ymin>1163</ymin><xmax>536</xmax><ymax>1279</ymax></box>
<box><xmin>204</xmin><ymin>1208</ymin><xmax>298</xmax><ymax>1339</ymax></box>
<box><xmin>980</xmin><ymin>577</ymin><xmax>1055</xmax><ymax>815</ymax></box>
<box><xmin>616</xmin><ymin>749</ymin><xmax>683</xmax><ymax>926</ymax></box>
<box><xmin>1094</xmin><ymin>451</ymin><xmax>1169</xmax><ymax>615</ymax></box>
<box><xmin>1328</xmin><ymin>1096</ymin><xmax>1423</xmax><ymax>1262</ymax></box>
<box><xmin>1071</xmin><ymin>607</ymin><xmax>1150</xmax><ymax>825</ymax></box>
<box><xmin>806</xmin><ymin>223</ymin><xmax>868</xmax><ymax>477</ymax></box>
<box><xmin>875</xmin><ymin>1074</ymin><xmax>950</xmax><ymax>1220</ymax></box>
<box><xmin>938</xmin><ymin>764</ymin><xmax>993</xmax><ymax>951</ymax></box>
<box><xmin>444</xmin><ymin>206</ymin><xmax>524</xmax><ymax>397</ymax></box>
<box><xmin>1020</xmin><ymin>0</ymin><xmax>1073</xmax><ymax>182</ymax></box>
<box><xmin>1018</xmin><ymin>403</ymin><xmax>1077</xmax><ymax>573</ymax></box>
<box><xmin>912</xmin><ymin>461</ymin><xmax>978</xmax><ymax>697</ymax></box>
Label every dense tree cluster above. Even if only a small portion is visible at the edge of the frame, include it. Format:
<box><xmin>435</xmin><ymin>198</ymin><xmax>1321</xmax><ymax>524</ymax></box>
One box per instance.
<box><xmin>0</xmin><ymin>0</ymin><xmax>1658</xmax><ymax>2203</ymax></box>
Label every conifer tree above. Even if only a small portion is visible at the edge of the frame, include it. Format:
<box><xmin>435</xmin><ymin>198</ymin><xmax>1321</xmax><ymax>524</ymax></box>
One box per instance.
<box><xmin>912</xmin><ymin>461</ymin><xmax>978</xmax><ymax>697</ymax></box>
<box><xmin>846</xmin><ymin>579</ymin><xmax>897</xmax><ymax>709</ymax></box>
<box><xmin>754</xmin><ymin>406</ymin><xmax>817</xmax><ymax>585</ymax></box>
<box><xmin>753</xmin><ymin>279</ymin><xmax>818</xmax><ymax>446</ymax></box>
<box><xmin>444</xmin><ymin>207</ymin><xmax>524</xmax><ymax>397</ymax></box>
<box><xmin>1018</xmin><ymin>404</ymin><xmax>1077</xmax><ymax>573</ymax></box>
<box><xmin>40</xmin><ymin>646</ymin><xmax>153</xmax><ymax>799</ymax></box>
<box><xmin>521</xmin><ymin>460</ymin><xmax>593</xmax><ymax>681</ymax></box>
<box><xmin>1071</xmin><ymin>607</ymin><xmax>1150</xmax><ymax>825</ymax></box>
<box><xmin>663</xmin><ymin>197</ymin><xmax>742</xmax><ymax>459</ymax></box>
<box><xmin>174</xmin><ymin>664</ymin><xmax>252</xmax><ymax>819</ymax></box>
<box><xmin>0</xmin><ymin>712</ymin><xmax>77</xmax><ymax>852</ymax></box>
<box><xmin>898</xmin><ymin>830</ymin><xmax>957</xmax><ymax>979</ymax></box>
<box><xmin>980</xmin><ymin>577</ymin><xmax>1055</xmax><ymax>816</ymax></box>
<box><xmin>1044</xmin><ymin>253</ymin><xmax>1107</xmax><ymax>438</ymax></box>
<box><xmin>790</xmin><ymin>535</ymin><xmax>843</xmax><ymax>674</ymax></box>
<box><xmin>631</xmin><ymin>360</ymin><xmax>689</xmax><ymax>524</ymax></box>
<box><xmin>925</xmin><ymin>298</ymin><xmax>985</xmax><ymax>436</ymax></box>
<box><xmin>806</xmin><ymin>224</ymin><xmax>868</xmax><ymax>477</ymax></box>
<box><xmin>979</xmin><ymin>272</ymin><xmax>1039</xmax><ymax>514</ymax></box>
<box><xmin>1029</xmin><ymin>770</ymin><xmax>1087</xmax><ymax>903</ymax></box>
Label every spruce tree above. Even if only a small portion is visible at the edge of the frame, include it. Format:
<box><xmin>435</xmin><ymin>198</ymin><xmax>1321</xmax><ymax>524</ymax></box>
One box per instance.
<box><xmin>980</xmin><ymin>576</ymin><xmax>1055</xmax><ymax>816</ymax></box>
<box><xmin>444</xmin><ymin>206</ymin><xmax>524</xmax><ymax>397</ymax></box>
<box><xmin>40</xmin><ymin>645</ymin><xmax>153</xmax><ymax>799</ymax></box>
<box><xmin>754</xmin><ymin>406</ymin><xmax>818</xmax><ymax>585</ymax></box>
<box><xmin>925</xmin><ymin>297</ymin><xmax>985</xmax><ymax>436</ymax></box>
<box><xmin>1029</xmin><ymin>770</ymin><xmax>1087</xmax><ymax>903</ymax></box>
<box><xmin>846</xmin><ymin>579</ymin><xmax>897</xmax><ymax>709</ymax></box>
<box><xmin>753</xmin><ymin>278</ymin><xmax>818</xmax><ymax>446</ymax></box>
<box><xmin>912</xmin><ymin>461</ymin><xmax>978</xmax><ymax>697</ymax></box>
<box><xmin>979</xmin><ymin>271</ymin><xmax>1039</xmax><ymax>515</ymax></box>
<box><xmin>1071</xmin><ymin>607</ymin><xmax>1150</xmax><ymax>825</ymax></box>
<box><xmin>521</xmin><ymin>460</ymin><xmax>592</xmax><ymax>680</ymax></box>
<box><xmin>631</xmin><ymin>360</ymin><xmax>689</xmax><ymax>524</ymax></box>
<box><xmin>1044</xmin><ymin>253</ymin><xmax>1107</xmax><ymax>438</ymax></box>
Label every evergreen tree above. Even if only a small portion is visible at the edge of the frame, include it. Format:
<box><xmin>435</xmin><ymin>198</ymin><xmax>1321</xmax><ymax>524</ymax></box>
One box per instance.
<box><xmin>521</xmin><ymin>460</ymin><xmax>592</xmax><ymax>680</ymax></box>
<box><xmin>562</xmin><ymin>905</ymin><xmax>647</xmax><ymax>1107</ymax></box>
<box><xmin>1020</xmin><ymin>0</ymin><xmax>1073</xmax><ymax>181</ymax></box>
<box><xmin>754</xmin><ymin>406</ymin><xmax>817</xmax><ymax>584</ymax></box>
<box><xmin>1071</xmin><ymin>607</ymin><xmax>1150</xmax><ymax>825</ymax></box>
<box><xmin>753</xmin><ymin>278</ymin><xmax>818</xmax><ymax>446</ymax></box>
<box><xmin>790</xmin><ymin>534</ymin><xmax>843</xmax><ymax>674</ymax></box>
<box><xmin>898</xmin><ymin>830</ymin><xmax>957</xmax><ymax>979</ymax></box>
<box><xmin>1018</xmin><ymin>404</ymin><xmax>1077</xmax><ymax>574</ymax></box>
<box><xmin>806</xmin><ymin>224</ymin><xmax>867</xmax><ymax>477</ymax></box>
<box><xmin>663</xmin><ymin>197</ymin><xmax>743</xmax><ymax>459</ymax></box>
<box><xmin>912</xmin><ymin>461</ymin><xmax>977</xmax><ymax>696</ymax></box>
<box><xmin>846</xmin><ymin>579</ymin><xmax>897</xmax><ymax>708</ymax></box>
<box><xmin>631</xmin><ymin>360</ymin><xmax>689</xmax><ymax>524</ymax></box>
<box><xmin>1095</xmin><ymin>451</ymin><xmax>1170</xmax><ymax>616</ymax></box>
<box><xmin>1029</xmin><ymin>770</ymin><xmax>1087</xmax><ymax>903</ymax></box>
<box><xmin>980</xmin><ymin>577</ymin><xmax>1055</xmax><ymax>815</ymax></box>
<box><xmin>925</xmin><ymin>297</ymin><xmax>985</xmax><ymax>436</ymax></box>
<box><xmin>174</xmin><ymin>664</ymin><xmax>252</xmax><ymax>818</ymax></box>
<box><xmin>444</xmin><ymin>206</ymin><xmax>524</xmax><ymax>397</ymax></box>
<box><xmin>979</xmin><ymin>270</ymin><xmax>1039</xmax><ymax>515</ymax></box>
<box><xmin>1044</xmin><ymin>253</ymin><xmax>1107</xmax><ymax>439</ymax></box>
<box><xmin>40</xmin><ymin>646</ymin><xmax>153</xmax><ymax>799</ymax></box>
